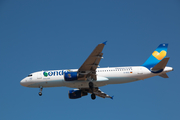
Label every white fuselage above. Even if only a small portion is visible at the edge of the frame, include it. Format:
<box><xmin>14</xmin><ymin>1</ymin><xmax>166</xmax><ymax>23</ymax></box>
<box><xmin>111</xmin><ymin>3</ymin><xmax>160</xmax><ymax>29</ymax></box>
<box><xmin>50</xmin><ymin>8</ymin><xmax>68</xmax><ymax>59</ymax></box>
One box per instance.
<box><xmin>20</xmin><ymin>66</ymin><xmax>173</xmax><ymax>88</ymax></box>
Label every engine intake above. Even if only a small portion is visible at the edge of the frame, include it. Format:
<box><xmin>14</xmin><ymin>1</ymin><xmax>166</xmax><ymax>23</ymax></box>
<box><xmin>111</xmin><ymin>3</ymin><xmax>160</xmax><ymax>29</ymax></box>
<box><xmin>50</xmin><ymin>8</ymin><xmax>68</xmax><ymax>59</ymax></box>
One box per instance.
<box><xmin>68</xmin><ymin>89</ymin><xmax>88</xmax><ymax>99</ymax></box>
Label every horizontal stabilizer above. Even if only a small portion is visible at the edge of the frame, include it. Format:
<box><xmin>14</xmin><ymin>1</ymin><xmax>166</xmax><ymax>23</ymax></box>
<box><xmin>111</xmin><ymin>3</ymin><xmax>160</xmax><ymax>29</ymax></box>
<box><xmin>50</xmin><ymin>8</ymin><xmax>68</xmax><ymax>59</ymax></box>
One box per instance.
<box><xmin>152</xmin><ymin>57</ymin><xmax>170</xmax><ymax>71</ymax></box>
<box><xmin>159</xmin><ymin>73</ymin><xmax>169</xmax><ymax>78</ymax></box>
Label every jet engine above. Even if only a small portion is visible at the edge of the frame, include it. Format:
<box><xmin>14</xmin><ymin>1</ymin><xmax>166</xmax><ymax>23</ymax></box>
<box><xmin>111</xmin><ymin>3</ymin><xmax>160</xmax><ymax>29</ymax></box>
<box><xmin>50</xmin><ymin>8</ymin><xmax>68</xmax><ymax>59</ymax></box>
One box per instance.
<box><xmin>68</xmin><ymin>89</ymin><xmax>88</xmax><ymax>99</ymax></box>
<box><xmin>64</xmin><ymin>71</ymin><xmax>78</xmax><ymax>81</ymax></box>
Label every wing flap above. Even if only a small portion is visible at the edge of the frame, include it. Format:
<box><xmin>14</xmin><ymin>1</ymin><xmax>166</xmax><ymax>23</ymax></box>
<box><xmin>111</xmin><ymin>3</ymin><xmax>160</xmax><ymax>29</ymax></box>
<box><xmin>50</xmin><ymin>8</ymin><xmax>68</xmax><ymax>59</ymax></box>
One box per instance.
<box><xmin>93</xmin><ymin>89</ymin><xmax>112</xmax><ymax>99</ymax></box>
<box><xmin>81</xmin><ymin>87</ymin><xmax>113</xmax><ymax>99</ymax></box>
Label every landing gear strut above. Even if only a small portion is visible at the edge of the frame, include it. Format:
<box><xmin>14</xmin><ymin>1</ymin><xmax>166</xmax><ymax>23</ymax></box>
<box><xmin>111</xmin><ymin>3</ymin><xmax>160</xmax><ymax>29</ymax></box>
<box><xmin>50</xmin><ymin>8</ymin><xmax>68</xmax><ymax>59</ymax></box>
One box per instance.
<box><xmin>38</xmin><ymin>86</ymin><xmax>43</xmax><ymax>96</ymax></box>
<box><xmin>89</xmin><ymin>82</ymin><xmax>94</xmax><ymax>89</ymax></box>
<box><xmin>89</xmin><ymin>82</ymin><xmax>96</xmax><ymax>100</ymax></box>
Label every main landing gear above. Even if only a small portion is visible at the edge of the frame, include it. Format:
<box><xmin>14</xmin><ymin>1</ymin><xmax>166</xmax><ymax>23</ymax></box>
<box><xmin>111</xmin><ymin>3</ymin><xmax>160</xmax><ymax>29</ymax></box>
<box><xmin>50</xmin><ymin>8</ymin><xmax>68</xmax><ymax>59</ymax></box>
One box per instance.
<box><xmin>38</xmin><ymin>86</ymin><xmax>43</xmax><ymax>96</ymax></box>
<box><xmin>89</xmin><ymin>82</ymin><xmax>96</xmax><ymax>100</ymax></box>
<box><xmin>91</xmin><ymin>93</ymin><xmax>96</xmax><ymax>100</ymax></box>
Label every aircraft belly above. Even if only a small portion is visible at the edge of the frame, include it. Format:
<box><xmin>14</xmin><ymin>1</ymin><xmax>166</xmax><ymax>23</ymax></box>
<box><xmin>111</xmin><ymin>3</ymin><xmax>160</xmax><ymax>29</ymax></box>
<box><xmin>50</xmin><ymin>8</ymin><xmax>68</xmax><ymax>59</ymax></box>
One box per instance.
<box><xmin>64</xmin><ymin>80</ymin><xmax>108</xmax><ymax>88</ymax></box>
<box><xmin>44</xmin><ymin>79</ymin><xmax>64</xmax><ymax>87</ymax></box>
<box><xmin>107</xmin><ymin>77</ymin><xmax>139</xmax><ymax>84</ymax></box>
<box><xmin>28</xmin><ymin>78</ymin><xmax>64</xmax><ymax>88</ymax></box>
<box><xmin>63</xmin><ymin>77</ymin><xmax>140</xmax><ymax>88</ymax></box>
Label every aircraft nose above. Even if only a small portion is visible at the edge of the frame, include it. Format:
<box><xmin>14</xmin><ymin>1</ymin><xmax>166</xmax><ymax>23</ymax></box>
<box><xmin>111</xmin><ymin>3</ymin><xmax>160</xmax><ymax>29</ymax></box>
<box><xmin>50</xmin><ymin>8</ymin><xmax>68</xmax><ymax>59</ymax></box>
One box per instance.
<box><xmin>20</xmin><ymin>78</ymin><xmax>27</xmax><ymax>87</ymax></box>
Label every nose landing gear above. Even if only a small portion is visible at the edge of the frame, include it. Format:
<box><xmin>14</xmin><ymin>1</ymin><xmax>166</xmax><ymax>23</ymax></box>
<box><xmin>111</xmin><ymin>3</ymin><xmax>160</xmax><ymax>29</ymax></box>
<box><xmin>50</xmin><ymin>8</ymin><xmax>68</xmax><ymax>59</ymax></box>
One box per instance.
<box><xmin>38</xmin><ymin>86</ymin><xmax>43</xmax><ymax>96</ymax></box>
<box><xmin>38</xmin><ymin>92</ymin><xmax>42</xmax><ymax>96</ymax></box>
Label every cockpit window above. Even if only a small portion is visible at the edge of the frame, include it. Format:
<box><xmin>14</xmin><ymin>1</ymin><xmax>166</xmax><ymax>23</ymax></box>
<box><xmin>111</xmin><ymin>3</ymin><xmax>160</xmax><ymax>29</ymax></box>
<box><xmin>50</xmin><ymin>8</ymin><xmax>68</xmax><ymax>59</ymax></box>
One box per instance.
<box><xmin>27</xmin><ymin>74</ymin><xmax>32</xmax><ymax>77</ymax></box>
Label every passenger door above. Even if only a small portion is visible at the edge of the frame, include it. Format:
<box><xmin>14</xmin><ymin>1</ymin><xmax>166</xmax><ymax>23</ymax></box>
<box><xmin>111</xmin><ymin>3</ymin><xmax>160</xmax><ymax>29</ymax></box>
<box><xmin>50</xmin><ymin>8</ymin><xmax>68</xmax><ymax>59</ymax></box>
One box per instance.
<box><xmin>37</xmin><ymin>72</ymin><xmax>42</xmax><ymax>79</ymax></box>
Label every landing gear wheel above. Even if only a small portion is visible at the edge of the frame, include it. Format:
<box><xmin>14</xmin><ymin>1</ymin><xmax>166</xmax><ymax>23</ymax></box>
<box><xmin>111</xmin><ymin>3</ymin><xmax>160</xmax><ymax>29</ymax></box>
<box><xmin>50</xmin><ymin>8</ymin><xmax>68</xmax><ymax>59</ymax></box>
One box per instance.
<box><xmin>38</xmin><ymin>92</ymin><xmax>42</xmax><ymax>96</ymax></box>
<box><xmin>91</xmin><ymin>93</ymin><xmax>96</xmax><ymax>100</ymax></box>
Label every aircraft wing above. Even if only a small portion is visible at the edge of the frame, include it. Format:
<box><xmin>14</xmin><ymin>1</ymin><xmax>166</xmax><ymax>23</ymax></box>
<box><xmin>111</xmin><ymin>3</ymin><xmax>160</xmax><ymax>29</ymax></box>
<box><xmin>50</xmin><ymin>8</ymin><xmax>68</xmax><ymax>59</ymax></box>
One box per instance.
<box><xmin>81</xmin><ymin>87</ymin><xmax>113</xmax><ymax>99</ymax></box>
<box><xmin>78</xmin><ymin>41</ymin><xmax>107</xmax><ymax>80</ymax></box>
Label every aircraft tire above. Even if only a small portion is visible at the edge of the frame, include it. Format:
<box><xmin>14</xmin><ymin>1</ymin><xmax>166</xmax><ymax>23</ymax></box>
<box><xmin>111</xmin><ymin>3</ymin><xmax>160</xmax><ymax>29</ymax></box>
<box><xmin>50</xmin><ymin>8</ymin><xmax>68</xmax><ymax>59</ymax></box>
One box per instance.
<box><xmin>91</xmin><ymin>93</ymin><xmax>96</xmax><ymax>100</ymax></box>
<box><xmin>38</xmin><ymin>92</ymin><xmax>42</xmax><ymax>96</ymax></box>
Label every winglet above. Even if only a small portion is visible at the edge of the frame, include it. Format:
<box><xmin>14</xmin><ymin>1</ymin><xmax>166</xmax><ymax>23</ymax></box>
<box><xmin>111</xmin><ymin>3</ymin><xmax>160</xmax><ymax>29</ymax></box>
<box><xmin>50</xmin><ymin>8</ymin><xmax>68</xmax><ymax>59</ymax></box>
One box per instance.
<box><xmin>111</xmin><ymin>96</ymin><xmax>114</xmax><ymax>100</ymax></box>
<box><xmin>102</xmin><ymin>41</ymin><xmax>107</xmax><ymax>45</ymax></box>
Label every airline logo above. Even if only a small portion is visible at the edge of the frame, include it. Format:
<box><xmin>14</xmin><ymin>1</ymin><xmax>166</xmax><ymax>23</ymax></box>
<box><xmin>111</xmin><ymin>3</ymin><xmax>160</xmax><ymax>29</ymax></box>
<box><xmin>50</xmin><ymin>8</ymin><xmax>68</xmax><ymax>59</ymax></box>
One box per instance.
<box><xmin>43</xmin><ymin>72</ymin><xmax>48</xmax><ymax>77</ymax></box>
<box><xmin>43</xmin><ymin>70</ymin><xmax>66</xmax><ymax>77</ymax></box>
<box><xmin>152</xmin><ymin>50</ymin><xmax>166</xmax><ymax>60</ymax></box>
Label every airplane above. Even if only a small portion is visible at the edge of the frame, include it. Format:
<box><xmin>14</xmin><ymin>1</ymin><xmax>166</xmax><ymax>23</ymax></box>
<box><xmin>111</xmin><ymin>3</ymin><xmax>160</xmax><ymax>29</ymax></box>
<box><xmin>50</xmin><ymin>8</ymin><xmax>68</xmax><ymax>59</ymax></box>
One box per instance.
<box><xmin>20</xmin><ymin>42</ymin><xmax>173</xmax><ymax>100</ymax></box>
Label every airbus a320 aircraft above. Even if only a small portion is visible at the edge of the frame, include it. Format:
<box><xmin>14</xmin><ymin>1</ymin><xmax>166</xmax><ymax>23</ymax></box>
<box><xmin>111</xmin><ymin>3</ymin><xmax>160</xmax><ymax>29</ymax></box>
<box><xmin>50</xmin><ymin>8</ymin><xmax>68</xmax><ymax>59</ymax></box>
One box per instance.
<box><xmin>20</xmin><ymin>42</ymin><xmax>173</xmax><ymax>100</ymax></box>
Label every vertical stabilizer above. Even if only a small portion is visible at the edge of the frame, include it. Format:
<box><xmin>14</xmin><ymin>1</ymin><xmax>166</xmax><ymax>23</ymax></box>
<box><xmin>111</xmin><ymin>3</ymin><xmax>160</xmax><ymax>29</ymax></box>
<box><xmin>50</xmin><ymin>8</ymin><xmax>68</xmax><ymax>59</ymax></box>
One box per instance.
<box><xmin>142</xmin><ymin>43</ymin><xmax>168</xmax><ymax>70</ymax></box>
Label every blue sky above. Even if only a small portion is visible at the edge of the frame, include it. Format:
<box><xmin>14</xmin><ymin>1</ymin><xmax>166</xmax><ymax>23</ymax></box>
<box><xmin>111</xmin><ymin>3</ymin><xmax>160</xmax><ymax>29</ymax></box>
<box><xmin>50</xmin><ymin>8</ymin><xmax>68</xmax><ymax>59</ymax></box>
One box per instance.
<box><xmin>0</xmin><ymin>0</ymin><xmax>180</xmax><ymax>120</ymax></box>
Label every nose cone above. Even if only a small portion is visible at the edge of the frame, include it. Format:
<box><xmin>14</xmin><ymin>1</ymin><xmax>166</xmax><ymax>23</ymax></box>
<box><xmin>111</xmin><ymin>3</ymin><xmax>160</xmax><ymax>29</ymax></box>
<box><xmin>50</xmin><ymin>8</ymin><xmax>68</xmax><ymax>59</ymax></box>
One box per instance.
<box><xmin>20</xmin><ymin>78</ymin><xmax>28</xmax><ymax>87</ymax></box>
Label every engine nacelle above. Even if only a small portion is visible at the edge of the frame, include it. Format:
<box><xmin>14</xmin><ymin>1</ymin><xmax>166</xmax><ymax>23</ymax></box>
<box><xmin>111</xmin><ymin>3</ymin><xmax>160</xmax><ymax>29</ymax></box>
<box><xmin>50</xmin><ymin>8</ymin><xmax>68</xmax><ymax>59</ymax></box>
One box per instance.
<box><xmin>64</xmin><ymin>71</ymin><xmax>78</xmax><ymax>81</ymax></box>
<box><xmin>68</xmin><ymin>89</ymin><xmax>88</xmax><ymax>99</ymax></box>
